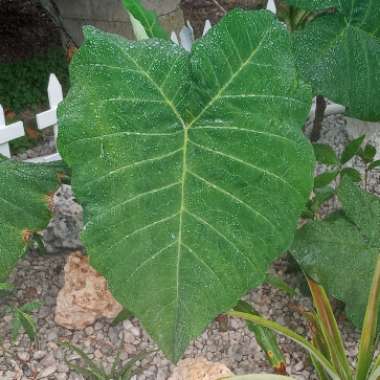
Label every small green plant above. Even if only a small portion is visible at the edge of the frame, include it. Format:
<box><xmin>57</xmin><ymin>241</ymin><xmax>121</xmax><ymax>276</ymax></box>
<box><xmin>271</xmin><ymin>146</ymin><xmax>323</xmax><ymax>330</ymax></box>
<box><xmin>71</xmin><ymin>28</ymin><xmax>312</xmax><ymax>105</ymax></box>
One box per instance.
<box><xmin>292</xmin><ymin>135</ymin><xmax>380</xmax><ymax>330</ymax></box>
<box><xmin>230</xmin><ymin>274</ymin><xmax>300</xmax><ymax>375</ymax></box>
<box><xmin>3</xmin><ymin>301</ymin><xmax>41</xmax><ymax>342</ymax></box>
<box><xmin>0</xmin><ymin>283</ymin><xmax>13</xmax><ymax>291</ymax></box>
<box><xmin>234</xmin><ymin>301</ymin><xmax>287</xmax><ymax>375</ymax></box>
<box><xmin>60</xmin><ymin>341</ymin><xmax>151</xmax><ymax>380</ymax></box>
<box><xmin>304</xmin><ymin>135</ymin><xmax>380</xmax><ymax>219</ymax></box>
<box><xmin>227</xmin><ymin>257</ymin><xmax>380</xmax><ymax>380</ymax></box>
<box><xmin>293</xmin><ymin>177</ymin><xmax>380</xmax><ymax>332</ymax></box>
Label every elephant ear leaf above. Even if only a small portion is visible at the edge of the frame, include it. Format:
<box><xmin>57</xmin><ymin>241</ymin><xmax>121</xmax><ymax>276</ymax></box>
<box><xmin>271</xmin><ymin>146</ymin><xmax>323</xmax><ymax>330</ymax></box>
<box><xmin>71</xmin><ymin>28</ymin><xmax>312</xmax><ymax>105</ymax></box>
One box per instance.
<box><xmin>0</xmin><ymin>155</ymin><xmax>65</xmax><ymax>281</ymax></box>
<box><xmin>121</xmin><ymin>0</ymin><xmax>169</xmax><ymax>40</ymax></box>
<box><xmin>291</xmin><ymin>176</ymin><xmax>380</xmax><ymax>328</ymax></box>
<box><xmin>58</xmin><ymin>10</ymin><xmax>314</xmax><ymax>362</ymax></box>
<box><xmin>292</xmin><ymin>0</ymin><xmax>380</xmax><ymax>121</ymax></box>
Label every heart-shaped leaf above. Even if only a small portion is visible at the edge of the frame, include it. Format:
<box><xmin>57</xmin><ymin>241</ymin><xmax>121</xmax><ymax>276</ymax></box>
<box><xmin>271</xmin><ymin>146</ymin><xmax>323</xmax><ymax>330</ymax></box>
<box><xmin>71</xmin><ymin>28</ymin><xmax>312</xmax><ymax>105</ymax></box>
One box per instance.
<box><xmin>292</xmin><ymin>0</ymin><xmax>380</xmax><ymax>121</ymax></box>
<box><xmin>58</xmin><ymin>10</ymin><xmax>314</xmax><ymax>361</ymax></box>
<box><xmin>0</xmin><ymin>156</ymin><xmax>64</xmax><ymax>281</ymax></box>
<box><xmin>291</xmin><ymin>176</ymin><xmax>380</xmax><ymax>328</ymax></box>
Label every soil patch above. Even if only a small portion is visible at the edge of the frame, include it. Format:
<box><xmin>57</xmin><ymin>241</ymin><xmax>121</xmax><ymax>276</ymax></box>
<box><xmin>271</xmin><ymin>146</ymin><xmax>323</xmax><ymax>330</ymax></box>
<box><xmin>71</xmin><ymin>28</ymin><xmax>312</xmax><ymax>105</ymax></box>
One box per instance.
<box><xmin>0</xmin><ymin>0</ymin><xmax>62</xmax><ymax>63</ymax></box>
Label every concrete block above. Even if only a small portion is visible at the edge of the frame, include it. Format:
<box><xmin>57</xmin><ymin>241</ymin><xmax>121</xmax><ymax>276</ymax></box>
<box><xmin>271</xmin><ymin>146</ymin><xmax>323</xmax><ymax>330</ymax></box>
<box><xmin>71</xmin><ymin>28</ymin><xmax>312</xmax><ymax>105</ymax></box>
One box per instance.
<box><xmin>55</xmin><ymin>0</ymin><xmax>183</xmax><ymax>45</ymax></box>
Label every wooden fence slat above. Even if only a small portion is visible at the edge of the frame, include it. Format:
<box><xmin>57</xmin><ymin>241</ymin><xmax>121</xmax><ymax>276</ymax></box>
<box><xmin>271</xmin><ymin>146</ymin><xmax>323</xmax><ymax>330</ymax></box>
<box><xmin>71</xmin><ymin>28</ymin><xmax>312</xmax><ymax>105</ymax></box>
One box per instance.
<box><xmin>266</xmin><ymin>0</ymin><xmax>277</xmax><ymax>13</ymax></box>
<box><xmin>36</xmin><ymin>73</ymin><xmax>63</xmax><ymax>141</ymax></box>
<box><xmin>202</xmin><ymin>20</ymin><xmax>212</xmax><ymax>36</ymax></box>
<box><xmin>0</xmin><ymin>105</ymin><xmax>25</xmax><ymax>158</ymax></box>
<box><xmin>36</xmin><ymin>108</ymin><xmax>57</xmax><ymax>131</ymax></box>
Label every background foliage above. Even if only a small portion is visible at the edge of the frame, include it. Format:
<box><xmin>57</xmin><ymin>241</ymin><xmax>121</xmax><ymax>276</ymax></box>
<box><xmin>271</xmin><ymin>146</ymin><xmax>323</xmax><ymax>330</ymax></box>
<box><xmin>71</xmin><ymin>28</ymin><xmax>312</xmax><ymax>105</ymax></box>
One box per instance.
<box><xmin>0</xmin><ymin>48</ymin><xmax>69</xmax><ymax>113</ymax></box>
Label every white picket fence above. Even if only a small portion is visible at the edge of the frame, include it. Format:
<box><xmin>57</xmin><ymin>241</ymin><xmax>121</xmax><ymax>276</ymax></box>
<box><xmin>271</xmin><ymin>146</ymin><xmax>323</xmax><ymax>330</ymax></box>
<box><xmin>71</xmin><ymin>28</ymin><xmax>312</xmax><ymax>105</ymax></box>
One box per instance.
<box><xmin>0</xmin><ymin>73</ymin><xmax>63</xmax><ymax>163</ymax></box>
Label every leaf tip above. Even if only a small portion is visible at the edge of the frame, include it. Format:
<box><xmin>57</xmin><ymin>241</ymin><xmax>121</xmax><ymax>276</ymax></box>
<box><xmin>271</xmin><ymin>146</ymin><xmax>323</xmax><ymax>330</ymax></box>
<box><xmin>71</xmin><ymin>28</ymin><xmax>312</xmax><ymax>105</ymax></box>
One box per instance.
<box><xmin>82</xmin><ymin>25</ymin><xmax>99</xmax><ymax>40</ymax></box>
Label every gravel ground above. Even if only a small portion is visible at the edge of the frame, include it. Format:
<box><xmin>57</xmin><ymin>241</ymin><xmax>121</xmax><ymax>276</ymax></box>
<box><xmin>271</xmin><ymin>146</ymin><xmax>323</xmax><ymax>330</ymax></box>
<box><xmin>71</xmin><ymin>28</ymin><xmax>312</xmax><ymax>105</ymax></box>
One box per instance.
<box><xmin>1</xmin><ymin>114</ymin><xmax>379</xmax><ymax>380</ymax></box>
<box><xmin>14</xmin><ymin>132</ymin><xmax>56</xmax><ymax>162</ymax></box>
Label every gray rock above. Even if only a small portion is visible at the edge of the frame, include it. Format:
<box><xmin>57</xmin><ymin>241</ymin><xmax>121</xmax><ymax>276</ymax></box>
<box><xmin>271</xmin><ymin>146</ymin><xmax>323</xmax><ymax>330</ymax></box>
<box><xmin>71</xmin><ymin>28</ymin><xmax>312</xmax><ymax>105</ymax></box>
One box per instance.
<box><xmin>68</xmin><ymin>374</ymin><xmax>85</xmax><ymax>380</ymax></box>
<box><xmin>57</xmin><ymin>363</ymin><xmax>69</xmax><ymax>373</ymax></box>
<box><xmin>46</xmin><ymin>330</ymin><xmax>58</xmax><ymax>341</ymax></box>
<box><xmin>17</xmin><ymin>352</ymin><xmax>30</xmax><ymax>361</ymax></box>
<box><xmin>33</xmin><ymin>351</ymin><xmax>47</xmax><ymax>360</ymax></box>
<box><xmin>37</xmin><ymin>365</ymin><xmax>57</xmax><ymax>379</ymax></box>
<box><xmin>43</xmin><ymin>185</ymin><xmax>83</xmax><ymax>254</ymax></box>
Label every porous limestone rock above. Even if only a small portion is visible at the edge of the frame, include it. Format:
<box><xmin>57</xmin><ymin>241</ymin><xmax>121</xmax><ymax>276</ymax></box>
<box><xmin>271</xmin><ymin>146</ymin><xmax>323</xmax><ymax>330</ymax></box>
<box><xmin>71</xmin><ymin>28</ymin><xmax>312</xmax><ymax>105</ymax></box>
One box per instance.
<box><xmin>43</xmin><ymin>185</ymin><xmax>83</xmax><ymax>254</ymax></box>
<box><xmin>168</xmin><ymin>357</ymin><xmax>233</xmax><ymax>380</ymax></box>
<box><xmin>55</xmin><ymin>251</ymin><xmax>122</xmax><ymax>329</ymax></box>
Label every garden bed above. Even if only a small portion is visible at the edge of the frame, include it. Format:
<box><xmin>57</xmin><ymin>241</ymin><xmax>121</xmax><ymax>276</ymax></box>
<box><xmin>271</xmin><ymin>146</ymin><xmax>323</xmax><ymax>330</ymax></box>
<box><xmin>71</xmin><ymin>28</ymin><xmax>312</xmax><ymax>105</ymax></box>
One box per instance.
<box><xmin>1</xmin><ymin>113</ymin><xmax>377</xmax><ymax>380</ymax></box>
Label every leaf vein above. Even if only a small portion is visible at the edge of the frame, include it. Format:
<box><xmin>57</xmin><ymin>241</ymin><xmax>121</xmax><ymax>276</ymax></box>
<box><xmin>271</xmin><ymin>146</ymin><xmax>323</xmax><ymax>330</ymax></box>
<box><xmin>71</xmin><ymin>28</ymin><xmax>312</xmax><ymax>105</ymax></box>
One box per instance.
<box><xmin>191</xmin><ymin>126</ymin><xmax>297</xmax><ymax>146</ymax></box>
<box><xmin>181</xmin><ymin>242</ymin><xmax>227</xmax><ymax>292</ymax></box>
<box><xmin>68</xmin><ymin>130</ymin><xmax>183</xmax><ymax>145</ymax></box>
<box><xmin>105</xmin><ymin>213</ymin><xmax>179</xmax><ymax>253</ymax></box>
<box><xmin>188</xmin><ymin>139</ymin><xmax>300</xmax><ymax>197</ymax></box>
<box><xmin>187</xmin><ymin>169</ymin><xmax>276</xmax><ymax>232</ymax></box>
<box><xmin>188</xmin><ymin>27</ymin><xmax>272</xmax><ymax>128</ymax></box>
<box><xmin>127</xmin><ymin>240</ymin><xmax>178</xmax><ymax>283</ymax></box>
<box><xmin>184</xmin><ymin>209</ymin><xmax>257</xmax><ymax>270</ymax></box>
<box><xmin>92</xmin><ymin>182</ymin><xmax>182</xmax><ymax>223</ymax></box>
<box><xmin>86</xmin><ymin>148</ymin><xmax>183</xmax><ymax>188</ymax></box>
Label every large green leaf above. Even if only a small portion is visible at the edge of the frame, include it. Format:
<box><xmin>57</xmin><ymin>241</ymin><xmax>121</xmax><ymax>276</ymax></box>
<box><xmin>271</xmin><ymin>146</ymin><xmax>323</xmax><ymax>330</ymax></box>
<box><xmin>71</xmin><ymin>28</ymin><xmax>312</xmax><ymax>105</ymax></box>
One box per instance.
<box><xmin>0</xmin><ymin>156</ymin><xmax>64</xmax><ymax>281</ymax></box>
<box><xmin>58</xmin><ymin>10</ymin><xmax>314</xmax><ymax>361</ymax></box>
<box><xmin>291</xmin><ymin>176</ymin><xmax>380</xmax><ymax>328</ymax></box>
<box><xmin>292</xmin><ymin>0</ymin><xmax>380</xmax><ymax>121</ymax></box>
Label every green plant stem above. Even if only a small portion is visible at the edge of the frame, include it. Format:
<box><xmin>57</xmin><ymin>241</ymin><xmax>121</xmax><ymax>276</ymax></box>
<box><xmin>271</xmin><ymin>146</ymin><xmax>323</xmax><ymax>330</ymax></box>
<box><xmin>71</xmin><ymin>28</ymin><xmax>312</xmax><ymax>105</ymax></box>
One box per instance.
<box><xmin>227</xmin><ymin>311</ymin><xmax>340</xmax><ymax>380</ymax></box>
<box><xmin>304</xmin><ymin>312</ymin><xmax>331</xmax><ymax>380</ymax></box>
<box><xmin>234</xmin><ymin>301</ymin><xmax>287</xmax><ymax>374</ymax></box>
<box><xmin>286</xmin><ymin>7</ymin><xmax>312</xmax><ymax>32</ymax></box>
<box><xmin>356</xmin><ymin>254</ymin><xmax>380</xmax><ymax>380</ymax></box>
<box><xmin>307</xmin><ymin>278</ymin><xmax>353</xmax><ymax>380</ymax></box>
<box><xmin>372</xmin><ymin>351</ymin><xmax>380</xmax><ymax>371</ymax></box>
<box><xmin>287</xmin><ymin>6</ymin><xmax>296</xmax><ymax>32</ymax></box>
<box><xmin>293</xmin><ymin>9</ymin><xmax>312</xmax><ymax>29</ymax></box>
<box><xmin>311</xmin><ymin>96</ymin><xmax>327</xmax><ymax>142</ymax></box>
